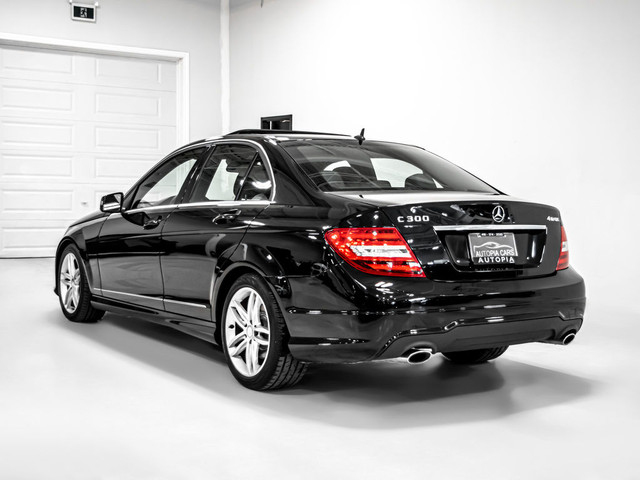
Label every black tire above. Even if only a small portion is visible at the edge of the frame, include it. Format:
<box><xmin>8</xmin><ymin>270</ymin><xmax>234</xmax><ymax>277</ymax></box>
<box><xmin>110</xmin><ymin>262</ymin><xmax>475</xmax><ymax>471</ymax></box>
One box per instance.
<box><xmin>221</xmin><ymin>273</ymin><xmax>307</xmax><ymax>390</ymax></box>
<box><xmin>442</xmin><ymin>346</ymin><xmax>508</xmax><ymax>365</ymax></box>
<box><xmin>57</xmin><ymin>244</ymin><xmax>104</xmax><ymax>323</ymax></box>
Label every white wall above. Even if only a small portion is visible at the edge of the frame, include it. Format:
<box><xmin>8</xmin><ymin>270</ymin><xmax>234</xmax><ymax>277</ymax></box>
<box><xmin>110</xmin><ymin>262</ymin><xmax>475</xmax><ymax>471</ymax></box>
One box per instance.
<box><xmin>0</xmin><ymin>0</ymin><xmax>222</xmax><ymax>141</ymax></box>
<box><xmin>230</xmin><ymin>0</ymin><xmax>640</xmax><ymax>301</ymax></box>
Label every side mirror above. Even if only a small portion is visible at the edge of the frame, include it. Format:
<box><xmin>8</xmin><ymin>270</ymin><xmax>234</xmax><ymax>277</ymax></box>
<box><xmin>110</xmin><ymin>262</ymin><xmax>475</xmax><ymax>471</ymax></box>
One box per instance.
<box><xmin>100</xmin><ymin>192</ymin><xmax>124</xmax><ymax>213</ymax></box>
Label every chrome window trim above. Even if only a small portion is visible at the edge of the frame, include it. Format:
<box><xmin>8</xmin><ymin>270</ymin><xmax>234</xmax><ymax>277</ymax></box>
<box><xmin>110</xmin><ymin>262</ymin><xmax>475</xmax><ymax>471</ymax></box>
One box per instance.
<box><xmin>176</xmin><ymin>200</ymin><xmax>273</xmax><ymax>209</ymax></box>
<box><xmin>167</xmin><ymin>141</ymin><xmax>212</xmax><ymax>158</ymax></box>
<box><xmin>433</xmin><ymin>225</ymin><xmax>547</xmax><ymax>232</ymax></box>
<box><xmin>123</xmin><ymin>199</ymin><xmax>273</xmax><ymax>215</ymax></box>
<box><xmin>125</xmin><ymin>204</ymin><xmax>180</xmax><ymax>215</ymax></box>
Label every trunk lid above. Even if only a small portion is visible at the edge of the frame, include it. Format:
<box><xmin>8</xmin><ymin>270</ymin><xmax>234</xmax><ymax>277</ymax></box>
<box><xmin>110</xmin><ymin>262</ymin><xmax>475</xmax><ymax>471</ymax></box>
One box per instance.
<box><xmin>330</xmin><ymin>191</ymin><xmax>562</xmax><ymax>280</ymax></box>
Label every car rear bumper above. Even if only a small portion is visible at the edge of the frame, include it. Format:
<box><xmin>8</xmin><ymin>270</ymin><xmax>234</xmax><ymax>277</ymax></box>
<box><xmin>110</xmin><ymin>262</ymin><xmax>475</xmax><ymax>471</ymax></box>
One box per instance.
<box><xmin>282</xmin><ymin>267</ymin><xmax>586</xmax><ymax>363</ymax></box>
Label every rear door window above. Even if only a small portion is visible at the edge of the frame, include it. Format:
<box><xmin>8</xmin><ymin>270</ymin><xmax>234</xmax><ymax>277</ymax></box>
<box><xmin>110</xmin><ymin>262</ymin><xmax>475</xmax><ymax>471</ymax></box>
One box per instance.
<box><xmin>187</xmin><ymin>144</ymin><xmax>272</xmax><ymax>203</ymax></box>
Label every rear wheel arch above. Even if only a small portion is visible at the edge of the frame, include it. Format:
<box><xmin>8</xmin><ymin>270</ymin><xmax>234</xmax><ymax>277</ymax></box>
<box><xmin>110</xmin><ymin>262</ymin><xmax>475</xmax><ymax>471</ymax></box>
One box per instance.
<box><xmin>213</xmin><ymin>263</ymin><xmax>290</xmax><ymax>345</ymax></box>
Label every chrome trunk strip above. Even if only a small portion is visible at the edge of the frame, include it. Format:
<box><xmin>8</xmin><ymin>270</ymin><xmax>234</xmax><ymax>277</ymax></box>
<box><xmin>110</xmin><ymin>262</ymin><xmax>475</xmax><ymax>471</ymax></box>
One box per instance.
<box><xmin>433</xmin><ymin>224</ymin><xmax>547</xmax><ymax>232</ymax></box>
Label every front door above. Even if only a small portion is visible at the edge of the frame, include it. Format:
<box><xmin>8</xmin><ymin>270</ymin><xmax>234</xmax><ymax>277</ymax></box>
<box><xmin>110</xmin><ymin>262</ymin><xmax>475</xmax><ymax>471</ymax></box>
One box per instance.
<box><xmin>97</xmin><ymin>146</ymin><xmax>206</xmax><ymax>309</ymax></box>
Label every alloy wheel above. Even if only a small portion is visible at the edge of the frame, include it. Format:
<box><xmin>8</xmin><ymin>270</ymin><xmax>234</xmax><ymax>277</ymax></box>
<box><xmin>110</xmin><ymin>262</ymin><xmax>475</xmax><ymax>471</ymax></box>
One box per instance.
<box><xmin>59</xmin><ymin>252</ymin><xmax>81</xmax><ymax>314</ymax></box>
<box><xmin>224</xmin><ymin>286</ymin><xmax>271</xmax><ymax>377</ymax></box>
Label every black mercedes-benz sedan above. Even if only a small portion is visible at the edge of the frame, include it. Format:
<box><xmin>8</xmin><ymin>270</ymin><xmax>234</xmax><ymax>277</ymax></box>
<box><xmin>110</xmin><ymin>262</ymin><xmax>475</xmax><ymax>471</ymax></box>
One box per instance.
<box><xmin>55</xmin><ymin>130</ymin><xmax>586</xmax><ymax>390</ymax></box>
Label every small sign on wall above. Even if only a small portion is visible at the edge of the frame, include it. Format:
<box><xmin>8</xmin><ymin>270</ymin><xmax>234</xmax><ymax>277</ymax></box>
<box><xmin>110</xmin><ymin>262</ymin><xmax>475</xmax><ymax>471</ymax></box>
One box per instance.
<box><xmin>70</xmin><ymin>2</ymin><xmax>98</xmax><ymax>23</ymax></box>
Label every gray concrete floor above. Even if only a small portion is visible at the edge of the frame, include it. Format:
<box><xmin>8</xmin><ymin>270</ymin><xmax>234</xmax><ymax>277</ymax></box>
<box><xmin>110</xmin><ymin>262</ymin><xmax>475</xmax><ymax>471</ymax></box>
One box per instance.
<box><xmin>1</xmin><ymin>258</ymin><xmax>639</xmax><ymax>479</ymax></box>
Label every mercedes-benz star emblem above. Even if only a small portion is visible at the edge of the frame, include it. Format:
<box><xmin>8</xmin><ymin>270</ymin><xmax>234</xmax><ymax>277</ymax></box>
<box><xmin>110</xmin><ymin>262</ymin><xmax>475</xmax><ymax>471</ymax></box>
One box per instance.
<box><xmin>492</xmin><ymin>205</ymin><xmax>506</xmax><ymax>223</ymax></box>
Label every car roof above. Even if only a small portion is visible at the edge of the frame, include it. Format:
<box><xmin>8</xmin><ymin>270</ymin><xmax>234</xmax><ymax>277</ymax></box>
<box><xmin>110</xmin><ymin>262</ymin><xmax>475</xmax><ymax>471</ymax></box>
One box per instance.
<box><xmin>181</xmin><ymin>130</ymin><xmax>425</xmax><ymax>152</ymax></box>
<box><xmin>224</xmin><ymin>129</ymin><xmax>354</xmax><ymax>141</ymax></box>
<box><xmin>180</xmin><ymin>130</ymin><xmax>355</xmax><ymax>150</ymax></box>
<box><xmin>229</xmin><ymin>129</ymin><xmax>350</xmax><ymax>137</ymax></box>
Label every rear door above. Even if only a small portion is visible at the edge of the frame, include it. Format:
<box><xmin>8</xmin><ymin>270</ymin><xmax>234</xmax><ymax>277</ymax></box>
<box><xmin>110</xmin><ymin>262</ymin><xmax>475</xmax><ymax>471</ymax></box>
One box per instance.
<box><xmin>160</xmin><ymin>142</ymin><xmax>273</xmax><ymax>320</ymax></box>
<box><xmin>96</xmin><ymin>146</ymin><xmax>206</xmax><ymax>309</ymax></box>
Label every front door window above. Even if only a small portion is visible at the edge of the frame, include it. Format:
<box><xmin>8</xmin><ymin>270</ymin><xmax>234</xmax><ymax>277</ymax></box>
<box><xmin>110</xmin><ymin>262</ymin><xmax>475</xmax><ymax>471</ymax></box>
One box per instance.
<box><xmin>131</xmin><ymin>147</ymin><xmax>205</xmax><ymax>209</ymax></box>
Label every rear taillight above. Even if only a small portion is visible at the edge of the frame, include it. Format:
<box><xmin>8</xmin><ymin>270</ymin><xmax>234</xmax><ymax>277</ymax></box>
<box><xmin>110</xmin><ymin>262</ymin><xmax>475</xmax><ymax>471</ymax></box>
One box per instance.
<box><xmin>325</xmin><ymin>227</ymin><xmax>425</xmax><ymax>277</ymax></box>
<box><xmin>556</xmin><ymin>226</ymin><xmax>569</xmax><ymax>270</ymax></box>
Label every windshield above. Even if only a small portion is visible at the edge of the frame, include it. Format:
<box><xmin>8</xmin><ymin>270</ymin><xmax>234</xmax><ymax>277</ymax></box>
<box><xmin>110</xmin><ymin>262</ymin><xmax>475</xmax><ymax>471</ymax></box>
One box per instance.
<box><xmin>281</xmin><ymin>140</ymin><xmax>499</xmax><ymax>194</ymax></box>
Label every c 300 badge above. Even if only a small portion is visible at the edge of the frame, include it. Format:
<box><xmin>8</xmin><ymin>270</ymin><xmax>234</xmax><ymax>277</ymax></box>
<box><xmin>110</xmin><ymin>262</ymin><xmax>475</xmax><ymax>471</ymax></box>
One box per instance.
<box><xmin>397</xmin><ymin>215</ymin><xmax>430</xmax><ymax>223</ymax></box>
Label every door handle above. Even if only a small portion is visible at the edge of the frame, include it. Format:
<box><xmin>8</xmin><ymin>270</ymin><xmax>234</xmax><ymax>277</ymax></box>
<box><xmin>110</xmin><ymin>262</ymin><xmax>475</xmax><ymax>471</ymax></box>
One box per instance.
<box><xmin>212</xmin><ymin>209</ymin><xmax>241</xmax><ymax>224</ymax></box>
<box><xmin>143</xmin><ymin>216</ymin><xmax>162</xmax><ymax>229</ymax></box>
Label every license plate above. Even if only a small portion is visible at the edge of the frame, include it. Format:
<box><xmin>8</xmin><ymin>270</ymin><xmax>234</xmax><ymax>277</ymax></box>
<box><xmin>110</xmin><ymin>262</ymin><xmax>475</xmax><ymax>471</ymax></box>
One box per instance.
<box><xmin>468</xmin><ymin>232</ymin><xmax>518</xmax><ymax>265</ymax></box>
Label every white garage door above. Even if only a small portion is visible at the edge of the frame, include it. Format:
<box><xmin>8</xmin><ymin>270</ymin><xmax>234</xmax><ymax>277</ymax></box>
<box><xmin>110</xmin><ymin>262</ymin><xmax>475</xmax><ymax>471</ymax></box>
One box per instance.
<box><xmin>0</xmin><ymin>45</ymin><xmax>178</xmax><ymax>257</ymax></box>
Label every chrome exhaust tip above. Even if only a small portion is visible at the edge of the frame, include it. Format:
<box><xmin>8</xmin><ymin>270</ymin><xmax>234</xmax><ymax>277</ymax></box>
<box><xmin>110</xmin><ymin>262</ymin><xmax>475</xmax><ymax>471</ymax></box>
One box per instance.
<box><xmin>544</xmin><ymin>331</ymin><xmax>578</xmax><ymax>345</ymax></box>
<box><xmin>404</xmin><ymin>347</ymin><xmax>434</xmax><ymax>364</ymax></box>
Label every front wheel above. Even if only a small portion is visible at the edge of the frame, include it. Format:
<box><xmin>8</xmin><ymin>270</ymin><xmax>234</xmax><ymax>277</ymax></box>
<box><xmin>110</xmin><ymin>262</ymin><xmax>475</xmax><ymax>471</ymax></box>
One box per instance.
<box><xmin>57</xmin><ymin>245</ymin><xmax>104</xmax><ymax>323</ymax></box>
<box><xmin>442</xmin><ymin>346</ymin><xmax>508</xmax><ymax>365</ymax></box>
<box><xmin>221</xmin><ymin>274</ymin><xmax>307</xmax><ymax>390</ymax></box>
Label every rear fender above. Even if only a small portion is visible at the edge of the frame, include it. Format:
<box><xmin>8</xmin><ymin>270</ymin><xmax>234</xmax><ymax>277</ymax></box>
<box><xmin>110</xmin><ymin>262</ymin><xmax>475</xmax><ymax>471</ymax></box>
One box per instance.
<box><xmin>216</xmin><ymin>242</ymin><xmax>290</xmax><ymax>299</ymax></box>
<box><xmin>212</xmin><ymin>249</ymin><xmax>290</xmax><ymax>344</ymax></box>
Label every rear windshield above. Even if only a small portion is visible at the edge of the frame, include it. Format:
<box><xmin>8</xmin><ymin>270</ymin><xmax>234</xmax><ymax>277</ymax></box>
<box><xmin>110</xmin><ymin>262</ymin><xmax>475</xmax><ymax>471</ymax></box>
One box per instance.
<box><xmin>281</xmin><ymin>140</ymin><xmax>498</xmax><ymax>194</ymax></box>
